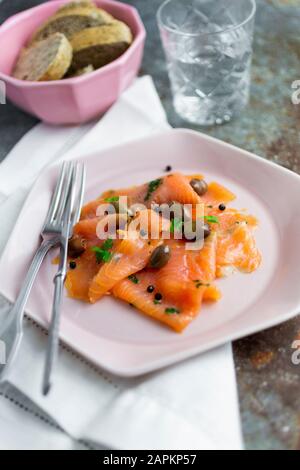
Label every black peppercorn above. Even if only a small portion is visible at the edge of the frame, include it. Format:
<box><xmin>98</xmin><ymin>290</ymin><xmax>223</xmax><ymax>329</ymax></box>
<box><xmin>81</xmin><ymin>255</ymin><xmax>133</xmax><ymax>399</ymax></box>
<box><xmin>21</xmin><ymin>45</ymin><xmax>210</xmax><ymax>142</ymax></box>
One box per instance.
<box><xmin>154</xmin><ymin>292</ymin><xmax>162</xmax><ymax>301</ymax></box>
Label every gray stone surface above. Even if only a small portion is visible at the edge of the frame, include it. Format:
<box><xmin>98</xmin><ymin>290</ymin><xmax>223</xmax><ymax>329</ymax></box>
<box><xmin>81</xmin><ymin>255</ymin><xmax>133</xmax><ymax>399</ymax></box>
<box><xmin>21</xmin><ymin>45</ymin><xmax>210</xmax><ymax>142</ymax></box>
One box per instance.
<box><xmin>0</xmin><ymin>0</ymin><xmax>299</xmax><ymax>450</ymax></box>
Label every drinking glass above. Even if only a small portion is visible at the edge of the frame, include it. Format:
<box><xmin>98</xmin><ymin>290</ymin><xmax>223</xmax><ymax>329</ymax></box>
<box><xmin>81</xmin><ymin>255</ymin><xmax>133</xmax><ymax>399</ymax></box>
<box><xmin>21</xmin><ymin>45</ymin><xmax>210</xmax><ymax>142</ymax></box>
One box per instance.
<box><xmin>157</xmin><ymin>0</ymin><xmax>256</xmax><ymax>125</ymax></box>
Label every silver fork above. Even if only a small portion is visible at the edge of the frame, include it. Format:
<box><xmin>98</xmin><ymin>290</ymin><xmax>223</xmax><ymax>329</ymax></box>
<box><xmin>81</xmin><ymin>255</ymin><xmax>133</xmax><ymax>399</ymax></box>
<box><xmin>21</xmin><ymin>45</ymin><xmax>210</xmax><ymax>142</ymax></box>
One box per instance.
<box><xmin>42</xmin><ymin>162</ymin><xmax>86</xmax><ymax>395</ymax></box>
<box><xmin>0</xmin><ymin>161</ymin><xmax>75</xmax><ymax>382</ymax></box>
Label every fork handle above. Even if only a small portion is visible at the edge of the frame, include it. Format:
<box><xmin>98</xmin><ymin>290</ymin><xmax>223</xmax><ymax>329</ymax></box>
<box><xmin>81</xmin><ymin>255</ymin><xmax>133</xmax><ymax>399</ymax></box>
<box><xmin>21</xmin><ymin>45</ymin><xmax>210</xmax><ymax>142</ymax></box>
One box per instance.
<box><xmin>14</xmin><ymin>238</ymin><xmax>60</xmax><ymax>320</ymax></box>
<box><xmin>0</xmin><ymin>237</ymin><xmax>60</xmax><ymax>381</ymax></box>
<box><xmin>42</xmin><ymin>268</ymin><xmax>66</xmax><ymax>396</ymax></box>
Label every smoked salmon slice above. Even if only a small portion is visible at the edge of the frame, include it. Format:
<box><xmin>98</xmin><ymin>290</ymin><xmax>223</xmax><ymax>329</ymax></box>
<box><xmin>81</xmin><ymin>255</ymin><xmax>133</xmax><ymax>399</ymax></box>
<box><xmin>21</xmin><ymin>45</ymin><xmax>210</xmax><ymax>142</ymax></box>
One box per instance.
<box><xmin>216</xmin><ymin>222</ymin><xmax>262</xmax><ymax>276</ymax></box>
<box><xmin>113</xmin><ymin>235</ymin><xmax>220</xmax><ymax>332</ymax></box>
<box><xmin>66</xmin><ymin>172</ymin><xmax>261</xmax><ymax>332</ymax></box>
<box><xmin>202</xmin><ymin>182</ymin><xmax>236</xmax><ymax>206</ymax></box>
<box><xmin>113</xmin><ymin>237</ymin><xmax>218</xmax><ymax>332</ymax></box>
<box><xmin>66</xmin><ymin>210</ymin><xmax>169</xmax><ymax>303</ymax></box>
<box><xmin>88</xmin><ymin>237</ymin><xmax>160</xmax><ymax>303</ymax></box>
<box><xmin>80</xmin><ymin>175</ymin><xmax>235</xmax><ymax>222</ymax></box>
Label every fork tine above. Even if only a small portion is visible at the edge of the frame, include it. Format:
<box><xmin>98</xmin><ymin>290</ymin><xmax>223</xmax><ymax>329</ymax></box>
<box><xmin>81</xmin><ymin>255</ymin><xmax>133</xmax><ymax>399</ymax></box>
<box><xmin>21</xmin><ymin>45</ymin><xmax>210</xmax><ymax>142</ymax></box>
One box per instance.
<box><xmin>54</xmin><ymin>161</ymin><xmax>74</xmax><ymax>224</ymax></box>
<box><xmin>66</xmin><ymin>163</ymin><xmax>79</xmax><ymax>226</ymax></box>
<box><xmin>43</xmin><ymin>162</ymin><xmax>68</xmax><ymax>227</ymax></box>
<box><xmin>72</xmin><ymin>163</ymin><xmax>86</xmax><ymax>226</ymax></box>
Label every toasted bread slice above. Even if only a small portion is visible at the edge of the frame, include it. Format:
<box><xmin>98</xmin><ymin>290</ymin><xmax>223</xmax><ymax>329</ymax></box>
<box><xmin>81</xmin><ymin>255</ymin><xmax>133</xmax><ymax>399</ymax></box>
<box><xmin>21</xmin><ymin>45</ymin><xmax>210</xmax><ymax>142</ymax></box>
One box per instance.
<box><xmin>30</xmin><ymin>5</ymin><xmax>113</xmax><ymax>43</ymax></box>
<box><xmin>13</xmin><ymin>33</ymin><xmax>72</xmax><ymax>81</ymax></box>
<box><xmin>70</xmin><ymin>21</ymin><xmax>133</xmax><ymax>71</ymax></box>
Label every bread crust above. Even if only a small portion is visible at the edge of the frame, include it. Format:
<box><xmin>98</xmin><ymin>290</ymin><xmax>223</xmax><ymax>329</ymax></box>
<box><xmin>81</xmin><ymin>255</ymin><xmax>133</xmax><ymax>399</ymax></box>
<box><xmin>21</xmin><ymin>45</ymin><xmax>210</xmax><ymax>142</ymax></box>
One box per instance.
<box><xmin>70</xmin><ymin>21</ymin><xmax>132</xmax><ymax>70</ymax></box>
<box><xmin>71</xmin><ymin>21</ymin><xmax>132</xmax><ymax>50</ymax></box>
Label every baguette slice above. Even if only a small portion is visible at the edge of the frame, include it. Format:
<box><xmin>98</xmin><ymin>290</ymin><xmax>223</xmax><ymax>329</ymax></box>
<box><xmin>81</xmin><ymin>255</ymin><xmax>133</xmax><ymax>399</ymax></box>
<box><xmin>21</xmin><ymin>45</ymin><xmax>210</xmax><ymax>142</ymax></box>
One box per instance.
<box><xmin>30</xmin><ymin>5</ymin><xmax>113</xmax><ymax>43</ymax></box>
<box><xmin>70</xmin><ymin>21</ymin><xmax>133</xmax><ymax>71</ymax></box>
<box><xmin>13</xmin><ymin>33</ymin><xmax>72</xmax><ymax>81</ymax></box>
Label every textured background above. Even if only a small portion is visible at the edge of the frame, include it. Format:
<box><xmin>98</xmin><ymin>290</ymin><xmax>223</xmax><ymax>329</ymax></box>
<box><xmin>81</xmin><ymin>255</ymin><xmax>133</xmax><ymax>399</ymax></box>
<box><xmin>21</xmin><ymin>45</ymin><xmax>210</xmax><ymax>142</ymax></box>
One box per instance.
<box><xmin>0</xmin><ymin>0</ymin><xmax>299</xmax><ymax>450</ymax></box>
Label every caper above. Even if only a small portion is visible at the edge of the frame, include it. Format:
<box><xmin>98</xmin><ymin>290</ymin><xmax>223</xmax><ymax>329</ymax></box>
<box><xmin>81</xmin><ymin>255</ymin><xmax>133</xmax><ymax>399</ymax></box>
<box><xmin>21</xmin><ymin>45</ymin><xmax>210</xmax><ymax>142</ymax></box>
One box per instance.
<box><xmin>68</xmin><ymin>236</ymin><xmax>85</xmax><ymax>258</ymax></box>
<box><xmin>190</xmin><ymin>178</ymin><xmax>208</xmax><ymax>196</ymax></box>
<box><xmin>148</xmin><ymin>244</ymin><xmax>171</xmax><ymax>269</ymax></box>
<box><xmin>183</xmin><ymin>220</ymin><xmax>211</xmax><ymax>241</ymax></box>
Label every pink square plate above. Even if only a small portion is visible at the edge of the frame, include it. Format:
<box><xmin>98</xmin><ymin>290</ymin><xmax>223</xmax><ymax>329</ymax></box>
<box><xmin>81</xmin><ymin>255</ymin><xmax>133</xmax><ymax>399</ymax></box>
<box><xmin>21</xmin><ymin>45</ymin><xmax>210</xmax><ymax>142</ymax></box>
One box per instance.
<box><xmin>0</xmin><ymin>129</ymin><xmax>300</xmax><ymax>377</ymax></box>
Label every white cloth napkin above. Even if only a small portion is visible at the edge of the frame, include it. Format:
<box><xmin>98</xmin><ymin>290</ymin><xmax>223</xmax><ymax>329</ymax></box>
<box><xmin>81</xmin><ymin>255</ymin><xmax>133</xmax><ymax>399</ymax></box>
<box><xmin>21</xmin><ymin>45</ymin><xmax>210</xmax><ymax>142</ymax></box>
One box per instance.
<box><xmin>0</xmin><ymin>393</ymin><xmax>86</xmax><ymax>450</ymax></box>
<box><xmin>0</xmin><ymin>76</ymin><xmax>243</xmax><ymax>450</ymax></box>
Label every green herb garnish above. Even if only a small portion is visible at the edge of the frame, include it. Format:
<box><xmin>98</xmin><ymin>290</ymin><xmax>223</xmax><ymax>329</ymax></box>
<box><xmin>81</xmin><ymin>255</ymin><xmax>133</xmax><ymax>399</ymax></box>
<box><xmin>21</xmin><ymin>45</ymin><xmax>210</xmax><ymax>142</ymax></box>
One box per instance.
<box><xmin>128</xmin><ymin>274</ymin><xmax>139</xmax><ymax>284</ymax></box>
<box><xmin>165</xmin><ymin>307</ymin><xmax>180</xmax><ymax>314</ymax></box>
<box><xmin>91</xmin><ymin>247</ymin><xmax>113</xmax><ymax>263</ymax></box>
<box><xmin>102</xmin><ymin>238</ymin><xmax>113</xmax><ymax>250</ymax></box>
<box><xmin>102</xmin><ymin>251</ymin><xmax>113</xmax><ymax>263</ymax></box>
<box><xmin>154</xmin><ymin>299</ymin><xmax>162</xmax><ymax>305</ymax></box>
<box><xmin>91</xmin><ymin>238</ymin><xmax>113</xmax><ymax>264</ymax></box>
<box><xmin>105</xmin><ymin>196</ymin><xmax>119</xmax><ymax>203</ymax></box>
<box><xmin>144</xmin><ymin>178</ymin><xmax>162</xmax><ymax>201</ymax></box>
<box><xmin>170</xmin><ymin>217</ymin><xmax>183</xmax><ymax>233</ymax></box>
<box><xmin>203</xmin><ymin>215</ymin><xmax>219</xmax><ymax>224</ymax></box>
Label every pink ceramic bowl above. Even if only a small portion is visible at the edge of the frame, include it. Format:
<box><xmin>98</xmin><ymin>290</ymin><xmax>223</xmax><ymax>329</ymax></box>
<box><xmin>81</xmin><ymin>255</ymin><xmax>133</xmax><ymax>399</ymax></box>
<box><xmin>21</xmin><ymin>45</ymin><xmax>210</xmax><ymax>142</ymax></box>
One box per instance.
<box><xmin>0</xmin><ymin>0</ymin><xmax>146</xmax><ymax>124</ymax></box>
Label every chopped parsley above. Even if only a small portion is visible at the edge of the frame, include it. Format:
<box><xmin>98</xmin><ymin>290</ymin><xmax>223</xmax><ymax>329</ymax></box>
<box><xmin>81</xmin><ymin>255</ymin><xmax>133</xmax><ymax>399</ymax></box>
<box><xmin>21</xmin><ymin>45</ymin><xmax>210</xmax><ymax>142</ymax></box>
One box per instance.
<box><xmin>170</xmin><ymin>217</ymin><xmax>183</xmax><ymax>233</ymax></box>
<box><xmin>105</xmin><ymin>196</ymin><xmax>119</xmax><ymax>203</ymax></box>
<box><xmin>165</xmin><ymin>307</ymin><xmax>180</xmax><ymax>314</ymax></box>
<box><xmin>102</xmin><ymin>238</ymin><xmax>113</xmax><ymax>250</ymax></box>
<box><xmin>91</xmin><ymin>238</ymin><xmax>113</xmax><ymax>264</ymax></box>
<box><xmin>128</xmin><ymin>274</ymin><xmax>139</xmax><ymax>284</ymax></box>
<box><xmin>203</xmin><ymin>215</ymin><xmax>219</xmax><ymax>224</ymax></box>
<box><xmin>154</xmin><ymin>299</ymin><xmax>162</xmax><ymax>305</ymax></box>
<box><xmin>144</xmin><ymin>178</ymin><xmax>162</xmax><ymax>201</ymax></box>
